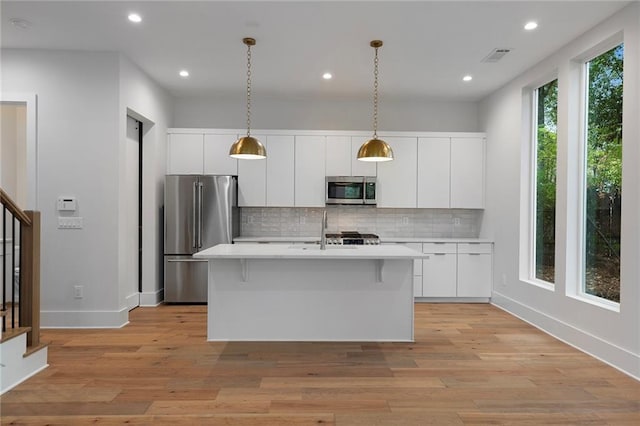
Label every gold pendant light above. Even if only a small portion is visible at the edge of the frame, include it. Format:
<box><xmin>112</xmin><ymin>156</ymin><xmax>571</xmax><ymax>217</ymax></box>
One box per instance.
<box><xmin>357</xmin><ymin>40</ymin><xmax>393</xmax><ymax>162</ymax></box>
<box><xmin>229</xmin><ymin>37</ymin><xmax>266</xmax><ymax>159</ymax></box>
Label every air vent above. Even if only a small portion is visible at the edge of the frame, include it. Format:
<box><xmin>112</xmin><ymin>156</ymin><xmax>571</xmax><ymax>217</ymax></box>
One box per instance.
<box><xmin>482</xmin><ymin>48</ymin><xmax>512</xmax><ymax>63</ymax></box>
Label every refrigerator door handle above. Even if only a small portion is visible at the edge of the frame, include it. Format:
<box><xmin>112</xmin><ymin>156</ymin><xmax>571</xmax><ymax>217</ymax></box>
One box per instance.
<box><xmin>192</xmin><ymin>181</ymin><xmax>197</xmax><ymax>249</ymax></box>
<box><xmin>198</xmin><ymin>182</ymin><xmax>204</xmax><ymax>248</ymax></box>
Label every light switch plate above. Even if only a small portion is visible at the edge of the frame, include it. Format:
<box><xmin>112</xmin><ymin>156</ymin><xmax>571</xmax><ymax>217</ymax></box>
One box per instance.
<box><xmin>58</xmin><ymin>217</ymin><xmax>83</xmax><ymax>229</ymax></box>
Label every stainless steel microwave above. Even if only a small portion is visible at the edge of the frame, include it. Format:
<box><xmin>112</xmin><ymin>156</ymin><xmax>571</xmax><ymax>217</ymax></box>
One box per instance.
<box><xmin>325</xmin><ymin>176</ymin><xmax>376</xmax><ymax>205</ymax></box>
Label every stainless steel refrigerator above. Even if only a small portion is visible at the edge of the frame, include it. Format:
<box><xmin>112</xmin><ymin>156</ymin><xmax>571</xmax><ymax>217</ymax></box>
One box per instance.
<box><xmin>164</xmin><ymin>175</ymin><xmax>239</xmax><ymax>303</ymax></box>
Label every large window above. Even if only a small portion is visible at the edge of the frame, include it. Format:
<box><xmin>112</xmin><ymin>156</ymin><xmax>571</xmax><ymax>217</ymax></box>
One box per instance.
<box><xmin>583</xmin><ymin>43</ymin><xmax>623</xmax><ymax>303</ymax></box>
<box><xmin>533</xmin><ymin>79</ymin><xmax>558</xmax><ymax>284</ymax></box>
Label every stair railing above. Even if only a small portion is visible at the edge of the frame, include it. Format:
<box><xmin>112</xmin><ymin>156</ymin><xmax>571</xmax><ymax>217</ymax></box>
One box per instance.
<box><xmin>0</xmin><ymin>188</ymin><xmax>40</xmax><ymax>349</ymax></box>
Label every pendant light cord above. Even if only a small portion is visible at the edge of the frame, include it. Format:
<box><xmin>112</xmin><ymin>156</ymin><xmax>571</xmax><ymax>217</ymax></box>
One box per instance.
<box><xmin>373</xmin><ymin>45</ymin><xmax>379</xmax><ymax>139</ymax></box>
<box><xmin>246</xmin><ymin>42</ymin><xmax>252</xmax><ymax>137</ymax></box>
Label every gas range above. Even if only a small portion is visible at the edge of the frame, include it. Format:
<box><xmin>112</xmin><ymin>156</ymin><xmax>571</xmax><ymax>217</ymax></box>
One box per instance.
<box><xmin>324</xmin><ymin>231</ymin><xmax>380</xmax><ymax>246</ymax></box>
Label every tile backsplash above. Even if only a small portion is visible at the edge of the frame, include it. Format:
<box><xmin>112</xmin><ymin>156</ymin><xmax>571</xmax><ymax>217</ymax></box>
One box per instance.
<box><xmin>240</xmin><ymin>206</ymin><xmax>482</xmax><ymax>238</ymax></box>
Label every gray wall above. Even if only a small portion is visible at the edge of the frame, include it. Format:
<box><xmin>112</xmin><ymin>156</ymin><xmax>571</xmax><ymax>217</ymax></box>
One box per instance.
<box><xmin>173</xmin><ymin>95</ymin><xmax>480</xmax><ymax>132</ymax></box>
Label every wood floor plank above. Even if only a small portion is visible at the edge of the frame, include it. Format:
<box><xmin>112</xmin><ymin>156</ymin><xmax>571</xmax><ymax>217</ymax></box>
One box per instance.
<box><xmin>1</xmin><ymin>303</ymin><xmax>638</xmax><ymax>424</ymax></box>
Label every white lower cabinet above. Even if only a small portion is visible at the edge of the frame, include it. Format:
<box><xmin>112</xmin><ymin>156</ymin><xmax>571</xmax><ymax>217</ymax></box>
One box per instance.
<box><xmin>456</xmin><ymin>243</ymin><xmax>492</xmax><ymax>297</ymax></box>
<box><xmin>422</xmin><ymin>244</ymin><xmax>457</xmax><ymax>297</ymax></box>
<box><xmin>414</xmin><ymin>241</ymin><xmax>492</xmax><ymax>299</ymax></box>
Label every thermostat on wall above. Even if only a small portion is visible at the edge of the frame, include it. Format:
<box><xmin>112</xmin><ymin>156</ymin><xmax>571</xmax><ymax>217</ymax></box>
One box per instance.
<box><xmin>57</xmin><ymin>196</ymin><xmax>77</xmax><ymax>211</ymax></box>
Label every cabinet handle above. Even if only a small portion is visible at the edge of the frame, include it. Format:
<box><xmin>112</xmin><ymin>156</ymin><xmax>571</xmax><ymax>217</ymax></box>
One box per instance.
<box><xmin>434</xmin><ymin>253</ymin><xmax>446</xmax><ymax>256</ymax></box>
<box><xmin>467</xmin><ymin>253</ymin><xmax>481</xmax><ymax>256</ymax></box>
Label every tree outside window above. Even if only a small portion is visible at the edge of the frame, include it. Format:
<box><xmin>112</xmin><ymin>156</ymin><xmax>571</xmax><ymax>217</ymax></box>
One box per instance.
<box><xmin>534</xmin><ymin>79</ymin><xmax>558</xmax><ymax>284</ymax></box>
<box><xmin>584</xmin><ymin>43</ymin><xmax>623</xmax><ymax>303</ymax></box>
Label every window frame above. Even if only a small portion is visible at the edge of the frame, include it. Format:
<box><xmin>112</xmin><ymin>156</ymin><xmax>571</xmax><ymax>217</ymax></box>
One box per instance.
<box><xmin>529</xmin><ymin>79</ymin><xmax>559</xmax><ymax>288</ymax></box>
<box><xmin>573</xmin><ymin>37</ymin><xmax>623</xmax><ymax>310</ymax></box>
<box><xmin>519</xmin><ymin>74</ymin><xmax>558</xmax><ymax>292</ymax></box>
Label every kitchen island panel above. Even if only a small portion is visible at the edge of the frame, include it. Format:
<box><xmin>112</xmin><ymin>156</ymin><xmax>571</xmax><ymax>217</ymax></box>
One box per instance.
<box><xmin>206</xmin><ymin>258</ymin><xmax>414</xmax><ymax>342</ymax></box>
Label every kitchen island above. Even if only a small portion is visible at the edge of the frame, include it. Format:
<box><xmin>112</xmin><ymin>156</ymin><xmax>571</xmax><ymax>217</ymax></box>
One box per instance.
<box><xmin>194</xmin><ymin>243</ymin><xmax>427</xmax><ymax>342</ymax></box>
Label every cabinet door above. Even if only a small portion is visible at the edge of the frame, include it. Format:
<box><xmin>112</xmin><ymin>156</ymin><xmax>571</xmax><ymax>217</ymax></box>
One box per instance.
<box><xmin>237</xmin><ymin>134</ymin><xmax>267</xmax><ymax>207</ymax></box>
<box><xmin>451</xmin><ymin>137</ymin><xmax>485</xmax><ymax>208</ymax></box>
<box><xmin>376</xmin><ymin>137</ymin><xmax>417</xmax><ymax>208</ymax></box>
<box><xmin>422</xmin><ymin>253</ymin><xmax>457</xmax><ymax>297</ymax></box>
<box><xmin>295</xmin><ymin>136</ymin><xmax>326</xmax><ymax>207</ymax></box>
<box><xmin>417</xmin><ymin>137</ymin><xmax>450</xmax><ymax>208</ymax></box>
<box><xmin>167</xmin><ymin>133</ymin><xmax>203</xmax><ymax>174</ymax></box>
<box><xmin>325</xmin><ymin>136</ymin><xmax>351</xmax><ymax>176</ymax></box>
<box><xmin>203</xmin><ymin>134</ymin><xmax>238</xmax><ymax>175</ymax></box>
<box><xmin>351</xmin><ymin>137</ymin><xmax>377</xmax><ymax>177</ymax></box>
<box><xmin>457</xmin><ymin>253</ymin><xmax>492</xmax><ymax>297</ymax></box>
<box><xmin>266</xmin><ymin>135</ymin><xmax>295</xmax><ymax>206</ymax></box>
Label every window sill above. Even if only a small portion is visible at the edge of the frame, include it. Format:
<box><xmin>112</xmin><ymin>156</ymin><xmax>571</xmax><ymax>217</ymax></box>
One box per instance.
<box><xmin>521</xmin><ymin>278</ymin><xmax>555</xmax><ymax>292</ymax></box>
<box><xmin>567</xmin><ymin>293</ymin><xmax>620</xmax><ymax>313</ymax></box>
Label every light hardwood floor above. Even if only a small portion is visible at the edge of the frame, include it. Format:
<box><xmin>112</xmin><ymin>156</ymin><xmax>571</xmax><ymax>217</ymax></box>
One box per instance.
<box><xmin>1</xmin><ymin>303</ymin><xmax>639</xmax><ymax>425</ymax></box>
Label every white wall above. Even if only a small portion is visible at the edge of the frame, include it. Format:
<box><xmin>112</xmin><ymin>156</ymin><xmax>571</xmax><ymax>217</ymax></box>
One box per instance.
<box><xmin>1</xmin><ymin>49</ymin><xmax>172</xmax><ymax>327</ymax></box>
<box><xmin>1</xmin><ymin>49</ymin><xmax>123</xmax><ymax>326</ymax></box>
<box><xmin>174</xmin><ymin>95</ymin><xmax>480</xmax><ymax>132</ymax></box>
<box><xmin>480</xmin><ymin>3</ymin><xmax>640</xmax><ymax>378</ymax></box>
<box><xmin>118</xmin><ymin>56</ymin><xmax>173</xmax><ymax>308</ymax></box>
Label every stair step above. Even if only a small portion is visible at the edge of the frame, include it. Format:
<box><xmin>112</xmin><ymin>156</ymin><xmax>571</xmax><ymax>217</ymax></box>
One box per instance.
<box><xmin>0</xmin><ymin>326</ymin><xmax>32</xmax><ymax>344</ymax></box>
<box><xmin>24</xmin><ymin>341</ymin><xmax>49</xmax><ymax>358</ymax></box>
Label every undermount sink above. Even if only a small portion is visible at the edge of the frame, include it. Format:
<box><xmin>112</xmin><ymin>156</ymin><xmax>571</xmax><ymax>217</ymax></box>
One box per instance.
<box><xmin>288</xmin><ymin>245</ymin><xmax>358</xmax><ymax>250</ymax></box>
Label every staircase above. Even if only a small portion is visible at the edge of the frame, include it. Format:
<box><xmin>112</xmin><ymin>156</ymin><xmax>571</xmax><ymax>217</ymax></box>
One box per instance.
<box><xmin>0</xmin><ymin>188</ymin><xmax>48</xmax><ymax>394</ymax></box>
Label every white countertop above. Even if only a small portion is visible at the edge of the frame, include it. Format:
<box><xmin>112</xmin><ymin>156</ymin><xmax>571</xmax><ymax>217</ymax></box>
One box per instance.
<box><xmin>195</xmin><ymin>243</ymin><xmax>428</xmax><ymax>260</ymax></box>
<box><xmin>380</xmin><ymin>237</ymin><xmax>493</xmax><ymax>244</ymax></box>
<box><xmin>234</xmin><ymin>236</ymin><xmax>319</xmax><ymax>243</ymax></box>
<box><xmin>233</xmin><ymin>236</ymin><xmax>492</xmax><ymax>244</ymax></box>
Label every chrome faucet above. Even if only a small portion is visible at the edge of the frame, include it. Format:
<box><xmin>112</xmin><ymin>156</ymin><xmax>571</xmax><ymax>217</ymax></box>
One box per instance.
<box><xmin>320</xmin><ymin>209</ymin><xmax>328</xmax><ymax>250</ymax></box>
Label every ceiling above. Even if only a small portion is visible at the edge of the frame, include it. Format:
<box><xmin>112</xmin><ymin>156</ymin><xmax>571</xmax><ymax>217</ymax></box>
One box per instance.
<box><xmin>1</xmin><ymin>1</ymin><xmax>631</xmax><ymax>101</ymax></box>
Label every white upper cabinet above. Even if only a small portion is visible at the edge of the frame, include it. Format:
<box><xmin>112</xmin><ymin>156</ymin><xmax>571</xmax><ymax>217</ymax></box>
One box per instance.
<box><xmin>266</xmin><ymin>135</ymin><xmax>295</xmax><ymax>207</ymax></box>
<box><xmin>168</xmin><ymin>130</ymin><xmax>485</xmax><ymax>209</ymax></box>
<box><xmin>203</xmin><ymin>134</ymin><xmax>238</xmax><ymax>175</ymax></box>
<box><xmin>325</xmin><ymin>136</ymin><xmax>377</xmax><ymax>177</ymax></box>
<box><xmin>325</xmin><ymin>136</ymin><xmax>351</xmax><ymax>176</ymax></box>
<box><xmin>237</xmin><ymin>134</ymin><xmax>267</xmax><ymax>207</ymax></box>
<box><xmin>295</xmin><ymin>135</ymin><xmax>326</xmax><ymax>207</ymax></box>
<box><xmin>167</xmin><ymin>133</ymin><xmax>204</xmax><ymax>174</ymax></box>
<box><xmin>417</xmin><ymin>137</ymin><xmax>450</xmax><ymax>208</ymax></box>
<box><xmin>450</xmin><ymin>137</ymin><xmax>485</xmax><ymax>208</ymax></box>
<box><xmin>376</xmin><ymin>137</ymin><xmax>417</xmax><ymax>208</ymax></box>
<box><xmin>351</xmin><ymin>137</ymin><xmax>377</xmax><ymax>177</ymax></box>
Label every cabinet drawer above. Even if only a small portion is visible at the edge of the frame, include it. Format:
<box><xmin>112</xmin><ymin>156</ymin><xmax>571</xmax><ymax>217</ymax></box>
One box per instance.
<box><xmin>423</xmin><ymin>242</ymin><xmax>457</xmax><ymax>254</ymax></box>
<box><xmin>457</xmin><ymin>243</ymin><xmax>492</xmax><ymax>254</ymax></box>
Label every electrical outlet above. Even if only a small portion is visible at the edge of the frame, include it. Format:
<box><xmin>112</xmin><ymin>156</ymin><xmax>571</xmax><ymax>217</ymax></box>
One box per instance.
<box><xmin>74</xmin><ymin>285</ymin><xmax>83</xmax><ymax>299</ymax></box>
<box><xmin>402</xmin><ymin>216</ymin><xmax>409</xmax><ymax>225</ymax></box>
<box><xmin>501</xmin><ymin>273</ymin><xmax>507</xmax><ymax>287</ymax></box>
<box><xmin>453</xmin><ymin>218</ymin><xmax>461</xmax><ymax>225</ymax></box>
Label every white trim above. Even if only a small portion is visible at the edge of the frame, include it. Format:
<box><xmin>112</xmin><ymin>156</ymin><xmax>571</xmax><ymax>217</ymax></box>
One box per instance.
<box><xmin>168</xmin><ymin>128</ymin><xmax>486</xmax><ymax>139</ymax></box>
<box><xmin>139</xmin><ymin>288</ymin><xmax>164</xmax><ymax>307</ymax></box>
<box><xmin>125</xmin><ymin>292</ymin><xmax>140</xmax><ymax>311</ymax></box>
<box><xmin>492</xmin><ymin>291</ymin><xmax>640</xmax><ymax>380</ymax></box>
<box><xmin>0</xmin><ymin>92</ymin><xmax>38</xmax><ymax>210</ymax></box>
<box><xmin>41</xmin><ymin>307</ymin><xmax>129</xmax><ymax>328</ymax></box>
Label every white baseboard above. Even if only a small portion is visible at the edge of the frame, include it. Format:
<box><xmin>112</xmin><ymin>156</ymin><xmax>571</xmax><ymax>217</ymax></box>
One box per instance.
<box><xmin>126</xmin><ymin>292</ymin><xmax>140</xmax><ymax>311</ymax></box>
<box><xmin>491</xmin><ymin>291</ymin><xmax>640</xmax><ymax>380</ymax></box>
<box><xmin>41</xmin><ymin>307</ymin><xmax>128</xmax><ymax>328</ymax></box>
<box><xmin>140</xmin><ymin>288</ymin><xmax>164</xmax><ymax>307</ymax></box>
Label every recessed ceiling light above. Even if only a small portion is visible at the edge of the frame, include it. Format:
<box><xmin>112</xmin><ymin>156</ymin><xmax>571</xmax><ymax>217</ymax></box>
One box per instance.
<box><xmin>323</xmin><ymin>72</ymin><xmax>333</xmax><ymax>80</ymax></box>
<box><xmin>128</xmin><ymin>13</ymin><xmax>142</xmax><ymax>23</ymax></box>
<box><xmin>179</xmin><ymin>70</ymin><xmax>190</xmax><ymax>78</ymax></box>
<box><xmin>463</xmin><ymin>75</ymin><xmax>473</xmax><ymax>82</ymax></box>
<box><xmin>524</xmin><ymin>21</ymin><xmax>538</xmax><ymax>31</ymax></box>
